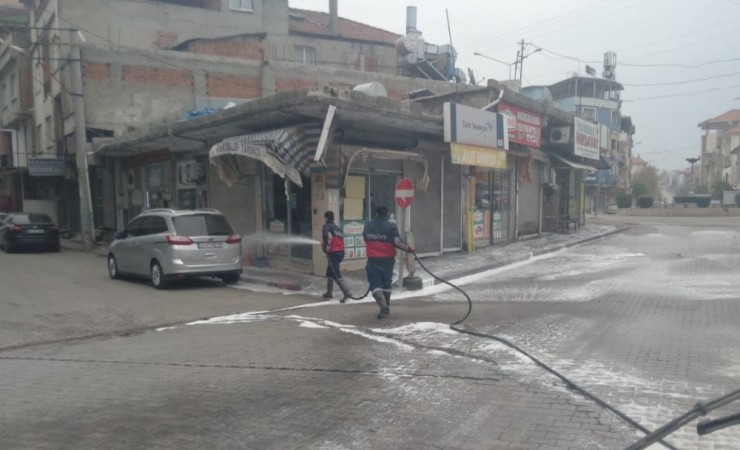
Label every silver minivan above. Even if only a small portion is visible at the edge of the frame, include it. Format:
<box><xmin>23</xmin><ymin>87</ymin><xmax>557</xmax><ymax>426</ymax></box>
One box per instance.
<box><xmin>107</xmin><ymin>209</ymin><xmax>243</xmax><ymax>289</ymax></box>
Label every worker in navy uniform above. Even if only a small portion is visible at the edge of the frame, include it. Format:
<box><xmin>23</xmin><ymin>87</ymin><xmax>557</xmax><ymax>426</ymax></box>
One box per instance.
<box><xmin>321</xmin><ymin>211</ymin><xmax>349</xmax><ymax>303</ymax></box>
<box><xmin>362</xmin><ymin>205</ymin><xmax>415</xmax><ymax>319</ymax></box>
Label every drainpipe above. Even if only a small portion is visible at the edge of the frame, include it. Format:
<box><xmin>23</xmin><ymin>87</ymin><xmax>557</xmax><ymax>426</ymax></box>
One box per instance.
<box><xmin>329</xmin><ymin>0</ymin><xmax>338</xmax><ymax>36</ymax></box>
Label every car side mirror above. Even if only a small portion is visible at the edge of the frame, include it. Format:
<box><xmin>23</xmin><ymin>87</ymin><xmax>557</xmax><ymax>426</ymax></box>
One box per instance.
<box><xmin>115</xmin><ymin>230</ymin><xmax>128</xmax><ymax>239</ymax></box>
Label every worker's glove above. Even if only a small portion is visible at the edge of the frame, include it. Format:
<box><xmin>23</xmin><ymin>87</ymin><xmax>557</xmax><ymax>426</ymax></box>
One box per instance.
<box><xmin>408</xmin><ymin>245</ymin><xmax>415</xmax><ymax>254</ymax></box>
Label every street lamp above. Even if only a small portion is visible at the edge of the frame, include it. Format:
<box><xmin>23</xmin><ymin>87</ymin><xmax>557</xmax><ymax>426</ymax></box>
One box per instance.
<box><xmin>686</xmin><ymin>156</ymin><xmax>700</xmax><ymax>184</ymax></box>
<box><xmin>473</xmin><ymin>52</ymin><xmax>516</xmax><ymax>80</ymax></box>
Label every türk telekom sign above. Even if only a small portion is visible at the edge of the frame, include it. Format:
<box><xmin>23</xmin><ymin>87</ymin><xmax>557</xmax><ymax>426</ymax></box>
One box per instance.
<box><xmin>574</xmin><ymin>117</ymin><xmax>600</xmax><ymax>160</ymax></box>
<box><xmin>498</xmin><ymin>101</ymin><xmax>542</xmax><ymax>148</ymax></box>
<box><xmin>443</xmin><ymin>102</ymin><xmax>509</xmax><ymax>150</ymax></box>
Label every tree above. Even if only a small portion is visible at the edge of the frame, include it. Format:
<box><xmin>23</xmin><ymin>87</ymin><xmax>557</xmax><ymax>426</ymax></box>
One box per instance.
<box><xmin>632</xmin><ymin>165</ymin><xmax>660</xmax><ymax>198</ymax></box>
<box><xmin>711</xmin><ymin>180</ymin><xmax>732</xmax><ymax>199</ymax></box>
<box><xmin>632</xmin><ymin>183</ymin><xmax>648</xmax><ymax>198</ymax></box>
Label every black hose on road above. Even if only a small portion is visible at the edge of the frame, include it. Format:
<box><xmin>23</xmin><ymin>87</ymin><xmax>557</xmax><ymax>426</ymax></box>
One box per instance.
<box><xmin>411</xmin><ymin>253</ymin><xmax>680</xmax><ymax>450</ymax></box>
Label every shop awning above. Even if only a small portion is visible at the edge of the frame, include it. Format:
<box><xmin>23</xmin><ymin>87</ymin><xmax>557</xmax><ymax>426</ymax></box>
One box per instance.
<box><xmin>549</xmin><ymin>153</ymin><xmax>599</xmax><ymax>171</ymax></box>
<box><xmin>508</xmin><ymin>146</ymin><xmax>549</xmax><ymax>163</ymax></box>
<box><xmin>209</xmin><ymin>126</ymin><xmax>315</xmax><ymax>187</ymax></box>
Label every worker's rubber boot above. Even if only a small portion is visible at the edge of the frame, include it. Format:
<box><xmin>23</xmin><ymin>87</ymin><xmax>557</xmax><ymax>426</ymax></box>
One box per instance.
<box><xmin>336</xmin><ymin>279</ymin><xmax>350</xmax><ymax>303</ymax></box>
<box><xmin>322</xmin><ymin>279</ymin><xmax>334</xmax><ymax>299</ymax></box>
<box><xmin>384</xmin><ymin>290</ymin><xmax>391</xmax><ymax>311</ymax></box>
<box><xmin>373</xmin><ymin>290</ymin><xmax>389</xmax><ymax>319</ymax></box>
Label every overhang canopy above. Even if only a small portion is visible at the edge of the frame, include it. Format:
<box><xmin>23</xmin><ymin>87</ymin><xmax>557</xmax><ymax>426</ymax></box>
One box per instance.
<box><xmin>549</xmin><ymin>153</ymin><xmax>597</xmax><ymax>171</ymax></box>
<box><xmin>93</xmin><ymin>90</ymin><xmax>443</xmax><ymax>159</ymax></box>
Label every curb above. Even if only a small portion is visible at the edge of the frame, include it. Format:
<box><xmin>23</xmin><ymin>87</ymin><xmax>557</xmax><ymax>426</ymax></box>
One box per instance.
<box><xmin>422</xmin><ymin>227</ymin><xmax>630</xmax><ymax>287</ymax></box>
<box><xmin>238</xmin><ymin>275</ymin><xmax>305</xmax><ymax>292</ymax></box>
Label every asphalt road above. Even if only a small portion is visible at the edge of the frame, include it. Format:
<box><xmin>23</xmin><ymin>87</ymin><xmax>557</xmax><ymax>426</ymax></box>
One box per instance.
<box><xmin>0</xmin><ymin>217</ymin><xmax>738</xmax><ymax>449</ymax></box>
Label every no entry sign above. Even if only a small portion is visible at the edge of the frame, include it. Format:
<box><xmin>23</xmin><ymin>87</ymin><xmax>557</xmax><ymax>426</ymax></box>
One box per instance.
<box><xmin>395</xmin><ymin>178</ymin><xmax>415</xmax><ymax>208</ymax></box>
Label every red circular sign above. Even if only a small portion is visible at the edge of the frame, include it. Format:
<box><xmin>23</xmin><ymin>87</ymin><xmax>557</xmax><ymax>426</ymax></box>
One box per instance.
<box><xmin>395</xmin><ymin>178</ymin><xmax>415</xmax><ymax>208</ymax></box>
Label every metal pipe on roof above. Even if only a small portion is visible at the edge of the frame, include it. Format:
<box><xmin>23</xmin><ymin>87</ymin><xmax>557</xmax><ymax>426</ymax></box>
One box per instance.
<box><xmin>329</xmin><ymin>0</ymin><xmax>338</xmax><ymax>36</ymax></box>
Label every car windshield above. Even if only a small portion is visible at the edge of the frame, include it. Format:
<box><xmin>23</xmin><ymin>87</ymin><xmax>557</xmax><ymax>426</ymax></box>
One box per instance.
<box><xmin>172</xmin><ymin>214</ymin><xmax>233</xmax><ymax>237</ymax></box>
<box><xmin>12</xmin><ymin>214</ymin><xmax>53</xmax><ymax>225</ymax></box>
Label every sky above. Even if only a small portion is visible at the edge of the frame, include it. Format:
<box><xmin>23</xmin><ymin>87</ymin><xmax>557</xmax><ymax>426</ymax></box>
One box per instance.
<box><xmin>289</xmin><ymin>0</ymin><xmax>740</xmax><ymax>172</ymax></box>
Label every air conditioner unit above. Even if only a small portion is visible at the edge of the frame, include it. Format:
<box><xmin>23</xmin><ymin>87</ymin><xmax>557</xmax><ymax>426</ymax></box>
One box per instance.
<box><xmin>549</xmin><ymin>127</ymin><xmax>571</xmax><ymax>145</ymax></box>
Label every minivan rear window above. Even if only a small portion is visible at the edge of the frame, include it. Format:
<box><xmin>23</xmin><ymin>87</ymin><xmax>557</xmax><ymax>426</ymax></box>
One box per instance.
<box><xmin>12</xmin><ymin>214</ymin><xmax>53</xmax><ymax>225</ymax></box>
<box><xmin>173</xmin><ymin>214</ymin><xmax>234</xmax><ymax>237</ymax></box>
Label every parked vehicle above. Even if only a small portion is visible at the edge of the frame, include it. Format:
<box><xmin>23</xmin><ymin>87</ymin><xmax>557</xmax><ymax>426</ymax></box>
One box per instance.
<box><xmin>606</xmin><ymin>204</ymin><xmax>618</xmax><ymax>214</ymax></box>
<box><xmin>107</xmin><ymin>208</ymin><xmax>243</xmax><ymax>289</ymax></box>
<box><xmin>0</xmin><ymin>213</ymin><xmax>60</xmax><ymax>253</ymax></box>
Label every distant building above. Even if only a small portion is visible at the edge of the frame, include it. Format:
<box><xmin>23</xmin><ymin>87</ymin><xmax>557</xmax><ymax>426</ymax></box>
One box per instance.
<box><xmin>698</xmin><ymin>110</ymin><xmax>740</xmax><ymax>188</ymax></box>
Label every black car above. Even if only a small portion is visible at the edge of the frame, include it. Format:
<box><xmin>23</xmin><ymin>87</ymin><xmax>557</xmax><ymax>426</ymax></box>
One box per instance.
<box><xmin>0</xmin><ymin>213</ymin><xmax>60</xmax><ymax>253</ymax></box>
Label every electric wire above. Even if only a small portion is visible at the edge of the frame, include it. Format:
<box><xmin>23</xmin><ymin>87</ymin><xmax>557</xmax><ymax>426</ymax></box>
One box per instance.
<box><xmin>408</xmin><ymin>254</ymin><xmax>680</xmax><ymax>450</ymax></box>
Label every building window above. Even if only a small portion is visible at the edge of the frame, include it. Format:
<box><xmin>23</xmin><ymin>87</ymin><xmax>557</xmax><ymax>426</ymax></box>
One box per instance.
<box><xmin>230</xmin><ymin>0</ymin><xmax>253</xmax><ymax>12</ymax></box>
<box><xmin>581</xmin><ymin>107</ymin><xmax>596</xmax><ymax>122</ymax></box>
<box><xmin>294</xmin><ymin>46</ymin><xmax>316</xmax><ymax>65</ymax></box>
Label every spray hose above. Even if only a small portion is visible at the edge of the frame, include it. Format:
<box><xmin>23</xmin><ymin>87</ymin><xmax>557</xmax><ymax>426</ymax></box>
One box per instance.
<box><xmin>409</xmin><ymin>253</ymin><xmax>681</xmax><ymax>450</ymax></box>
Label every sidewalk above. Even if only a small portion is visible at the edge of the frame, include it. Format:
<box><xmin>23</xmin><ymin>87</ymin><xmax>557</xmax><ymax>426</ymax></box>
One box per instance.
<box><xmin>239</xmin><ymin>222</ymin><xmax>628</xmax><ymax>297</ymax></box>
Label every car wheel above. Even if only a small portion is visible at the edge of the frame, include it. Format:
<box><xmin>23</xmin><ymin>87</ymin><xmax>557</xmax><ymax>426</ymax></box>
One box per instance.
<box><xmin>4</xmin><ymin>239</ymin><xmax>13</xmax><ymax>253</ymax></box>
<box><xmin>108</xmin><ymin>254</ymin><xmax>120</xmax><ymax>279</ymax></box>
<box><xmin>151</xmin><ymin>261</ymin><xmax>168</xmax><ymax>289</ymax></box>
<box><xmin>221</xmin><ymin>274</ymin><xmax>241</xmax><ymax>285</ymax></box>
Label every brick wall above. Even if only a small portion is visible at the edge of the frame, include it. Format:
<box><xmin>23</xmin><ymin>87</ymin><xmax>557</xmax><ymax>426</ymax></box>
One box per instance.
<box><xmin>190</xmin><ymin>40</ymin><xmax>262</xmax><ymax>61</ymax></box>
<box><xmin>275</xmin><ymin>78</ymin><xmax>319</xmax><ymax>92</ymax></box>
<box><xmin>83</xmin><ymin>62</ymin><xmax>110</xmax><ymax>82</ymax></box>
<box><xmin>122</xmin><ymin>66</ymin><xmax>193</xmax><ymax>87</ymax></box>
<box><xmin>206</xmin><ymin>74</ymin><xmax>261</xmax><ymax>98</ymax></box>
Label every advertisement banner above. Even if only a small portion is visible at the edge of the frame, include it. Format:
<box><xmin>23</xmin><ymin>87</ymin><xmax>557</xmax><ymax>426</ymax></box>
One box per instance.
<box><xmin>342</xmin><ymin>221</ymin><xmax>366</xmax><ymax>260</ymax></box>
<box><xmin>443</xmin><ymin>102</ymin><xmax>509</xmax><ymax>150</ymax></box>
<box><xmin>574</xmin><ymin>117</ymin><xmax>600</xmax><ymax>160</ymax></box>
<box><xmin>498</xmin><ymin>102</ymin><xmax>542</xmax><ymax>148</ymax></box>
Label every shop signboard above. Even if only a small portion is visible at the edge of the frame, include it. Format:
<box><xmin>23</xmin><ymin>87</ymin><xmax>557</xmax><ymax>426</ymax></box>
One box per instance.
<box><xmin>498</xmin><ymin>101</ymin><xmax>542</xmax><ymax>148</ymax></box>
<box><xmin>450</xmin><ymin>143</ymin><xmax>508</xmax><ymax>169</ymax></box>
<box><xmin>443</xmin><ymin>102</ymin><xmax>509</xmax><ymax>150</ymax></box>
<box><xmin>28</xmin><ymin>158</ymin><xmax>65</xmax><ymax>176</ymax></box>
<box><xmin>574</xmin><ymin>117</ymin><xmax>600</xmax><ymax>160</ymax></box>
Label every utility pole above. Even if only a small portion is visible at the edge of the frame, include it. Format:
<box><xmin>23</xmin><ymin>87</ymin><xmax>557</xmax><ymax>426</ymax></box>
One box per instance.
<box><xmin>517</xmin><ymin>39</ymin><xmax>525</xmax><ymax>83</ymax></box>
<box><xmin>70</xmin><ymin>30</ymin><xmax>94</xmax><ymax>250</ymax></box>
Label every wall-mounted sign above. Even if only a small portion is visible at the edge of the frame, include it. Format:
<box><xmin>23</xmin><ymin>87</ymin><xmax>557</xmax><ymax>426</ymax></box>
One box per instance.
<box><xmin>450</xmin><ymin>143</ymin><xmax>508</xmax><ymax>169</ymax></box>
<box><xmin>342</xmin><ymin>221</ymin><xmax>366</xmax><ymax>260</ymax></box>
<box><xmin>498</xmin><ymin>101</ymin><xmax>542</xmax><ymax>148</ymax></box>
<box><xmin>443</xmin><ymin>102</ymin><xmax>509</xmax><ymax>150</ymax></box>
<box><xmin>574</xmin><ymin>117</ymin><xmax>600</xmax><ymax>160</ymax></box>
<box><xmin>28</xmin><ymin>158</ymin><xmax>65</xmax><ymax>176</ymax></box>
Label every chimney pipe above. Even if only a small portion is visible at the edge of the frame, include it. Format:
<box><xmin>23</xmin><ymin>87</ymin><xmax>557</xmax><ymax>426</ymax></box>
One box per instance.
<box><xmin>406</xmin><ymin>6</ymin><xmax>417</xmax><ymax>34</ymax></box>
<box><xmin>329</xmin><ymin>0</ymin><xmax>338</xmax><ymax>36</ymax></box>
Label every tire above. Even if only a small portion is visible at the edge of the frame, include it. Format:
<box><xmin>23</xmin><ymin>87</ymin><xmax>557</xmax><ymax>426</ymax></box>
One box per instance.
<box><xmin>4</xmin><ymin>239</ymin><xmax>14</xmax><ymax>253</ymax></box>
<box><xmin>151</xmin><ymin>261</ymin><xmax>168</xmax><ymax>289</ymax></box>
<box><xmin>221</xmin><ymin>273</ymin><xmax>241</xmax><ymax>285</ymax></box>
<box><xmin>108</xmin><ymin>254</ymin><xmax>120</xmax><ymax>279</ymax></box>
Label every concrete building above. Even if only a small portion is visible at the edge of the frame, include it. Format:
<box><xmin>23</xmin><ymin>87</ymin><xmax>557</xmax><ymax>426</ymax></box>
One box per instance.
<box><xmin>0</xmin><ymin>1</ymin><xmax>32</xmax><ymax>214</ymax></box>
<box><xmin>12</xmin><ymin>0</ymin><xmax>468</xmax><ymax>246</ymax></box>
<box><xmin>94</xmin><ymin>82</ymin><xmax>572</xmax><ymax>276</ymax></box>
<box><xmin>699</xmin><ymin>110</ymin><xmax>740</xmax><ymax>188</ymax></box>
<box><xmin>544</xmin><ymin>65</ymin><xmax>632</xmax><ymax>215</ymax></box>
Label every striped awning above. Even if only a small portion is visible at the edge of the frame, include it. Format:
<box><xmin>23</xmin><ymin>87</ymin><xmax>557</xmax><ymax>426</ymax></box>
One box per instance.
<box><xmin>209</xmin><ymin>126</ymin><xmax>319</xmax><ymax>188</ymax></box>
